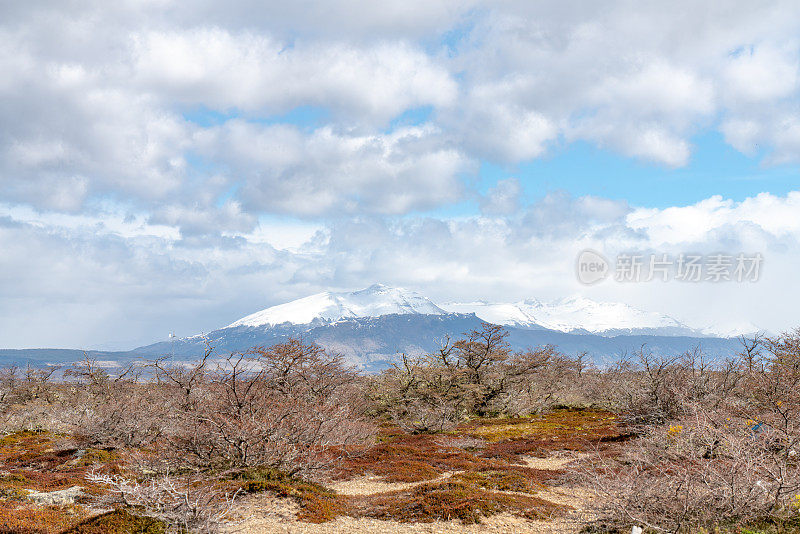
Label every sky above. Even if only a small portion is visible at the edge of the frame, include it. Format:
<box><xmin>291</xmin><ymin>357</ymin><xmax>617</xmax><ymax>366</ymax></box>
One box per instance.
<box><xmin>2</xmin><ymin>1</ymin><xmax>800</xmax><ymax>349</ymax></box>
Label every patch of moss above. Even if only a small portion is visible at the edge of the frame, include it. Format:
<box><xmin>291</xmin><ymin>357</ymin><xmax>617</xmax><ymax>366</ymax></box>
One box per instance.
<box><xmin>229</xmin><ymin>467</ymin><xmax>343</xmax><ymax>523</ymax></box>
<box><xmin>0</xmin><ymin>473</ymin><xmax>29</xmax><ymax>484</ymax></box>
<box><xmin>451</xmin><ymin>469</ymin><xmax>540</xmax><ymax>493</ymax></box>
<box><xmin>0</xmin><ymin>487</ymin><xmax>30</xmax><ymax>501</ymax></box>
<box><xmin>62</xmin><ymin>509</ymin><xmax>167</xmax><ymax>534</ymax></box>
<box><xmin>379</xmin><ymin>460</ymin><xmax>440</xmax><ymax>483</ymax></box>
<box><xmin>0</xmin><ymin>431</ymin><xmax>56</xmax><ymax>463</ymax></box>
<box><xmin>0</xmin><ymin>430</ymin><xmax>49</xmax><ymax>447</ymax></box>
<box><xmin>481</xmin><ymin>438</ymin><xmax>546</xmax><ymax>461</ymax></box>
<box><xmin>231</xmin><ymin>467</ymin><xmax>331</xmax><ymax>494</ymax></box>
<box><xmin>338</xmin><ymin>432</ymin><xmax>489</xmax><ymax>483</ymax></box>
<box><xmin>74</xmin><ymin>448</ymin><xmax>118</xmax><ymax>466</ymax></box>
<box><xmin>463</xmin><ymin>409</ymin><xmax>619</xmax><ymax>443</ymax></box>
<box><xmin>362</xmin><ymin>480</ymin><xmax>568</xmax><ymax>524</ymax></box>
<box><xmin>0</xmin><ymin>502</ymin><xmax>90</xmax><ymax>534</ymax></box>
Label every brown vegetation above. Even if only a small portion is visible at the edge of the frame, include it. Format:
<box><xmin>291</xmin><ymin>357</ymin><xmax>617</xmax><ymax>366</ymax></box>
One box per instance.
<box><xmin>2</xmin><ymin>326</ymin><xmax>800</xmax><ymax>533</ymax></box>
<box><xmin>577</xmin><ymin>331</ymin><xmax>800</xmax><ymax>532</ymax></box>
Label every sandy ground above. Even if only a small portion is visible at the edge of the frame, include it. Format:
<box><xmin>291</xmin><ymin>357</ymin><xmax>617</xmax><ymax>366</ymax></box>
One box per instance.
<box><xmin>221</xmin><ymin>452</ymin><xmax>598</xmax><ymax>534</ymax></box>
<box><xmin>328</xmin><ymin>471</ymin><xmax>457</xmax><ymax>496</ymax></box>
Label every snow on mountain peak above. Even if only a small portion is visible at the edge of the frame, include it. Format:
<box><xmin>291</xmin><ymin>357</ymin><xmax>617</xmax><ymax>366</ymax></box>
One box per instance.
<box><xmin>227</xmin><ymin>284</ymin><xmax>446</xmax><ymax>328</ymax></box>
<box><xmin>226</xmin><ymin>284</ymin><xmax>747</xmax><ymax>338</ymax></box>
<box><xmin>700</xmin><ymin>320</ymin><xmax>763</xmax><ymax>338</ymax></box>
<box><xmin>441</xmin><ymin>296</ymin><xmax>694</xmax><ymax>336</ymax></box>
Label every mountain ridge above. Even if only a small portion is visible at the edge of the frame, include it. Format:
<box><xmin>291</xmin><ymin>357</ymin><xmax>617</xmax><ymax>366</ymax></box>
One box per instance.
<box><xmin>221</xmin><ymin>284</ymin><xmax>755</xmax><ymax>338</ymax></box>
<box><xmin>0</xmin><ymin>284</ymin><xmax>760</xmax><ymax>371</ymax></box>
<box><xmin>227</xmin><ymin>283</ymin><xmax>444</xmax><ymax>328</ymax></box>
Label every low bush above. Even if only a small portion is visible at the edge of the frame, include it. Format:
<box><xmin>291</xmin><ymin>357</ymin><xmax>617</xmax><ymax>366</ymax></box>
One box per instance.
<box><xmin>450</xmin><ymin>469</ymin><xmax>538</xmax><ymax>493</ymax></box>
<box><xmin>0</xmin><ymin>503</ymin><xmax>91</xmax><ymax>534</ymax></box>
<box><xmin>151</xmin><ymin>339</ymin><xmax>375</xmax><ymax>475</ymax></box>
<box><xmin>585</xmin><ymin>330</ymin><xmax>800</xmax><ymax>532</ymax></box>
<box><xmin>359</xmin><ymin>480</ymin><xmax>568</xmax><ymax>524</ymax></box>
<box><xmin>229</xmin><ymin>467</ymin><xmax>344</xmax><ymax>523</ymax></box>
<box><xmin>62</xmin><ymin>509</ymin><xmax>166</xmax><ymax>534</ymax></box>
<box><xmin>371</xmin><ymin>324</ymin><xmax>572</xmax><ymax>432</ymax></box>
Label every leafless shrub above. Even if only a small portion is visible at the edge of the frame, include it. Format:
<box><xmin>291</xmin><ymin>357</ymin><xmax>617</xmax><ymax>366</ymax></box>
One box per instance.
<box><xmin>505</xmin><ymin>351</ymin><xmax>579</xmax><ymax>415</ymax></box>
<box><xmin>372</xmin><ymin>323</ymin><xmax>572</xmax><ymax>431</ymax></box>
<box><xmin>372</xmin><ymin>351</ymin><xmax>470</xmax><ymax>433</ymax></box>
<box><xmin>0</xmin><ymin>364</ymin><xmax>66</xmax><ymax>431</ymax></box>
<box><xmin>587</xmin><ymin>409</ymin><xmax>780</xmax><ymax>532</ymax></box>
<box><xmin>0</xmin><ymin>364</ymin><xmax>60</xmax><ymax>405</ymax></box>
<box><xmin>585</xmin><ymin>330</ymin><xmax>800</xmax><ymax>532</ymax></box>
<box><xmin>58</xmin><ymin>356</ymin><xmax>168</xmax><ymax>448</ymax></box>
<box><xmin>87</xmin><ymin>471</ymin><xmax>239</xmax><ymax>533</ymax></box>
<box><xmin>152</xmin><ymin>339</ymin><xmax>375</xmax><ymax>475</ymax></box>
<box><xmin>445</xmin><ymin>324</ymin><xmax>559</xmax><ymax>416</ymax></box>
<box><xmin>581</xmin><ymin>346</ymin><xmax>742</xmax><ymax>430</ymax></box>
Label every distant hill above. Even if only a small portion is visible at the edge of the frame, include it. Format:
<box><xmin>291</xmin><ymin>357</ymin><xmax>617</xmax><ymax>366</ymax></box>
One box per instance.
<box><xmin>0</xmin><ymin>284</ymin><xmax>753</xmax><ymax>371</ymax></box>
<box><xmin>136</xmin><ymin>312</ymin><xmax>745</xmax><ymax>371</ymax></box>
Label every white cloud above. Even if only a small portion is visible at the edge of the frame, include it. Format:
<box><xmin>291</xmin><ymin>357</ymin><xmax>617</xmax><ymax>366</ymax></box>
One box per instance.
<box><xmin>195</xmin><ymin>121</ymin><xmax>471</xmax><ymax>216</ymax></box>
<box><xmin>4</xmin><ymin>1</ymin><xmax>800</xmax><ymax>347</ymax></box>
<box><xmin>450</xmin><ymin>79</ymin><xmax>558</xmax><ymax>162</ymax></box>
<box><xmin>723</xmin><ymin>44</ymin><xmax>799</xmax><ymax>103</ymax></box>
<box><xmin>149</xmin><ymin>200</ymin><xmax>257</xmax><ymax>237</ymax></box>
<box><xmin>480</xmin><ymin>178</ymin><xmax>523</xmax><ymax>215</ymax></box>
<box><xmin>4</xmin><ymin>0</ymin><xmax>800</xmax><ymax>220</ymax></box>
<box><xmin>2</xmin><ymin>189</ymin><xmax>800</xmax><ymax>347</ymax></box>
<box><xmin>628</xmin><ymin>192</ymin><xmax>800</xmax><ymax>244</ymax></box>
<box><xmin>132</xmin><ymin>29</ymin><xmax>457</xmax><ymax>126</ymax></box>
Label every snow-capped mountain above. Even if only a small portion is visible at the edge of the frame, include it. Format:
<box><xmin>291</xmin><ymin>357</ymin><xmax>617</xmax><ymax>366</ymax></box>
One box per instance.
<box><xmin>223</xmin><ymin>284</ymin><xmax>727</xmax><ymax>338</ymax></box>
<box><xmin>699</xmin><ymin>321</ymin><xmax>763</xmax><ymax>338</ymax></box>
<box><xmin>34</xmin><ymin>283</ymin><xmax>746</xmax><ymax>371</ymax></box>
<box><xmin>441</xmin><ymin>297</ymin><xmax>701</xmax><ymax>337</ymax></box>
<box><xmin>227</xmin><ymin>284</ymin><xmax>445</xmax><ymax>328</ymax></box>
<box><xmin>0</xmin><ymin>284</ymin><xmax>756</xmax><ymax>371</ymax></box>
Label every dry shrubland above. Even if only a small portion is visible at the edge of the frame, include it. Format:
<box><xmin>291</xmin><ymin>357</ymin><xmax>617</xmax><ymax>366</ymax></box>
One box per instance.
<box><xmin>581</xmin><ymin>331</ymin><xmax>800</xmax><ymax>533</ymax></box>
<box><xmin>370</xmin><ymin>324</ymin><xmax>573</xmax><ymax>432</ymax></box>
<box><xmin>2</xmin><ymin>327</ymin><xmax>800</xmax><ymax>533</ymax></box>
<box><xmin>0</xmin><ymin>339</ymin><xmax>374</xmax><ymax>532</ymax></box>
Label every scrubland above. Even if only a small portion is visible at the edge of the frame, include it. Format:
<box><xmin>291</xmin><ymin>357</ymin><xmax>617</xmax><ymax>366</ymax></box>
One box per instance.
<box><xmin>2</xmin><ymin>325</ymin><xmax>800</xmax><ymax>533</ymax></box>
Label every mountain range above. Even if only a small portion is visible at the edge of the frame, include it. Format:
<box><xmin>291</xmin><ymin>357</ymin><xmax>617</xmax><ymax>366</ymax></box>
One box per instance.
<box><xmin>0</xmin><ymin>284</ymin><xmax>758</xmax><ymax>371</ymax></box>
<box><xmin>225</xmin><ymin>284</ymin><xmax>753</xmax><ymax>338</ymax></box>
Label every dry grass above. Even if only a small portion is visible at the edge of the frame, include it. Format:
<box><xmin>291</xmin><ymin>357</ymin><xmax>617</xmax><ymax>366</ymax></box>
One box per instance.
<box><xmin>0</xmin><ymin>431</ymin><xmax>129</xmax><ymax>533</ymax></box>
<box><xmin>329</xmin><ymin>473</ymin><xmax>455</xmax><ymax>496</ymax></box>
<box><xmin>0</xmin><ymin>503</ymin><xmax>95</xmax><ymax>534</ymax></box>
<box><xmin>0</xmin><ymin>408</ymin><xmax>623</xmax><ymax>531</ymax></box>
<box><xmin>231</xmin><ymin>409</ymin><xmax>621</xmax><ymax>526</ymax></box>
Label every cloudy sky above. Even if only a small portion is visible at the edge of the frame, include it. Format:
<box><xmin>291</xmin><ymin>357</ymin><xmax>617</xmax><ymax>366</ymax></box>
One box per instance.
<box><xmin>2</xmin><ymin>1</ymin><xmax>800</xmax><ymax>349</ymax></box>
